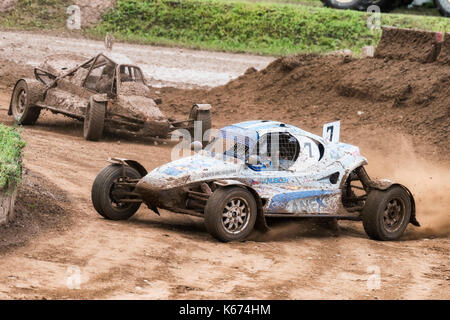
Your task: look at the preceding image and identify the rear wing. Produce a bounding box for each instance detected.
[322,121,340,144]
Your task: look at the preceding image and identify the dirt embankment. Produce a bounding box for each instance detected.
[0,170,72,253]
[157,46,450,162]
[375,27,442,63]
[438,33,450,65]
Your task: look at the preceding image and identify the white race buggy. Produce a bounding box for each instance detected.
[91,120,419,242]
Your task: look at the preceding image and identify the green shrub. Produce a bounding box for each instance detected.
[90,0,450,55]
[0,125,25,191]
[1,0,449,55]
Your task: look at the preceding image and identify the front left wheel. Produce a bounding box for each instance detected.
[10,79,42,125]
[204,187,257,242]
[91,164,142,220]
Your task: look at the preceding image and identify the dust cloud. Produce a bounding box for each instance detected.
[363,134,450,239]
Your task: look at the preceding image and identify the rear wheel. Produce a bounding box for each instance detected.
[10,80,42,125]
[83,99,105,141]
[91,164,142,220]
[204,187,257,242]
[362,186,412,241]
[435,0,450,17]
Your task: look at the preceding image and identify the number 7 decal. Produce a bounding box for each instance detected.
[322,121,340,143]
[326,126,334,142]
[304,142,313,158]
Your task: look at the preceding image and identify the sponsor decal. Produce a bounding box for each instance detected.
[200,168,240,178]
[261,177,289,184]
[267,190,338,213]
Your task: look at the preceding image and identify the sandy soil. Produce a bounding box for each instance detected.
[0,31,448,299]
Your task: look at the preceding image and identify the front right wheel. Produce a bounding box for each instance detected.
[362,186,412,241]
[204,187,257,242]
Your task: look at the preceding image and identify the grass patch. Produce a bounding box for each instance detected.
[0,125,25,191]
[0,0,449,55]
[89,0,450,55]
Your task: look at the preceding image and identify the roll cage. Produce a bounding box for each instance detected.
[34,53,146,97]
[205,128,301,171]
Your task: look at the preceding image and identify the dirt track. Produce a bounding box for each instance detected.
[0,31,273,89]
[0,31,449,299]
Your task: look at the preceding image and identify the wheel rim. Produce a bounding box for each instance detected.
[222,197,250,235]
[15,89,27,115]
[109,177,136,212]
[382,197,406,233]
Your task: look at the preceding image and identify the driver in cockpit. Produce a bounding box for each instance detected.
[96,62,115,93]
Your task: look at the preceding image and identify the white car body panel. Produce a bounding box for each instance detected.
[141,120,368,216]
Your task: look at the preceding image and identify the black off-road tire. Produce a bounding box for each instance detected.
[435,0,450,17]
[321,0,410,11]
[362,186,412,241]
[374,0,413,11]
[83,99,105,141]
[204,187,257,242]
[91,164,142,220]
[321,0,373,10]
[10,79,42,125]
[189,105,212,147]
